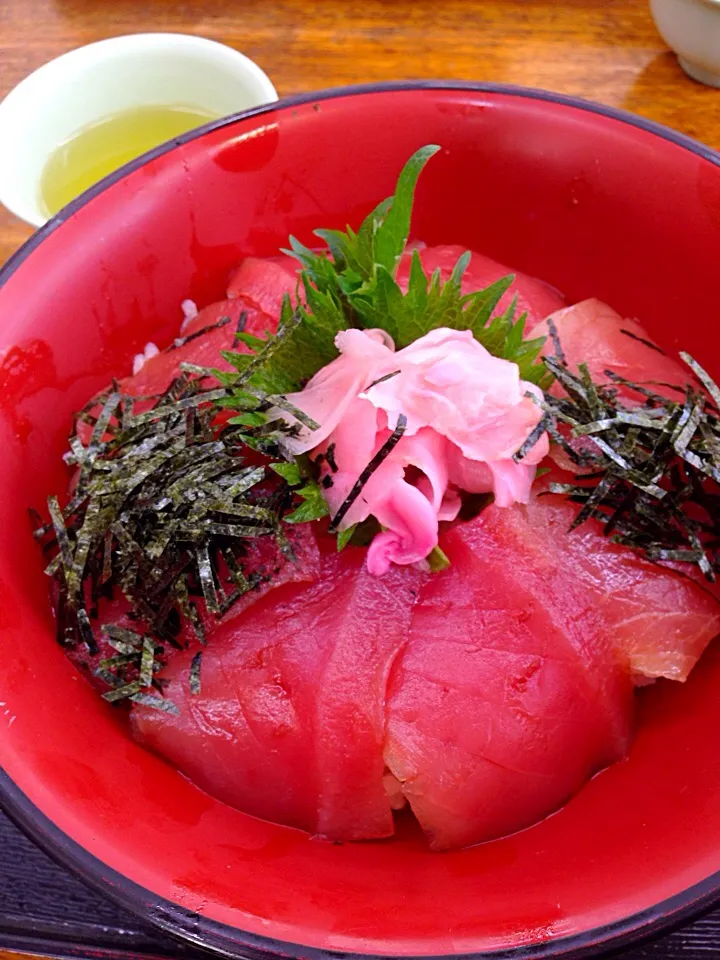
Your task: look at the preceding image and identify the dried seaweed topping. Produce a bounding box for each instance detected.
[36,368,324,706]
[529,353,720,582]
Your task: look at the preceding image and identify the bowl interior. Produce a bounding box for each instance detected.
[2,86,720,958]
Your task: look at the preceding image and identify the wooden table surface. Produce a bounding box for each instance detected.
[1,1,719,959]
[1,0,720,268]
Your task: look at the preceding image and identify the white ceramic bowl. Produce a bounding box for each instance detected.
[0,33,277,228]
[650,0,720,87]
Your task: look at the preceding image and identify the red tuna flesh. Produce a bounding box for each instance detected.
[107,258,719,849]
[131,486,720,848]
[226,255,300,319]
[385,507,634,850]
[533,299,689,400]
[525,488,720,683]
[132,546,422,840]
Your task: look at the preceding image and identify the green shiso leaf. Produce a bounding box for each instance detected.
[228,411,268,428]
[336,524,357,551]
[372,144,441,273]
[221,144,550,401]
[222,291,345,396]
[427,545,451,572]
[269,461,303,485]
[284,482,330,523]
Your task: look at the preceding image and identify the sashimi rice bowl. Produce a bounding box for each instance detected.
[2,84,720,960]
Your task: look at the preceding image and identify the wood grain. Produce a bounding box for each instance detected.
[0,2,719,959]
[1,0,720,267]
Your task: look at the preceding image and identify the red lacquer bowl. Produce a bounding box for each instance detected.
[1,83,720,960]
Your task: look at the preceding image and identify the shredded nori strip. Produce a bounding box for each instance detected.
[169,315,231,351]
[620,328,667,355]
[131,388,228,425]
[545,317,567,367]
[366,370,402,390]
[235,307,303,387]
[76,608,98,655]
[139,635,156,688]
[538,350,720,583]
[47,496,76,594]
[189,651,202,695]
[130,692,179,715]
[264,394,320,431]
[514,414,551,462]
[196,541,220,615]
[680,352,720,413]
[325,442,339,473]
[103,680,143,703]
[329,414,408,532]
[38,354,322,703]
[222,547,252,595]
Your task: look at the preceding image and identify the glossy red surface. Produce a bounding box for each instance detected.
[1,85,720,959]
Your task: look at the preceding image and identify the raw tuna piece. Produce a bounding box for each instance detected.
[529,300,720,676]
[69,523,322,692]
[119,297,265,401]
[227,255,300,318]
[76,296,275,445]
[132,546,422,840]
[395,244,565,330]
[531,299,694,473]
[71,260,319,686]
[385,507,634,851]
[533,299,689,400]
[522,487,720,682]
[105,253,294,406]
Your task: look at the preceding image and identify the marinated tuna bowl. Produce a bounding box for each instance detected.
[35,146,720,851]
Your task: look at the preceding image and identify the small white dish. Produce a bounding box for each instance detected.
[650,0,720,87]
[0,33,277,228]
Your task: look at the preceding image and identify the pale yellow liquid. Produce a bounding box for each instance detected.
[38,104,219,217]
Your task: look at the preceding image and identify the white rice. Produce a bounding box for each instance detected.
[180,298,199,333]
[130,299,199,376]
[132,341,159,375]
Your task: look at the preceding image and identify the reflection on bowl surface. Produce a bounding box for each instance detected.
[1,82,720,960]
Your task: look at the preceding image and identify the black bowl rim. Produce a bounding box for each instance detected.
[1,79,720,960]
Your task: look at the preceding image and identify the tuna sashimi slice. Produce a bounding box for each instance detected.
[69,522,322,693]
[119,297,272,400]
[525,485,720,683]
[132,578,320,833]
[529,299,720,676]
[395,244,566,330]
[77,295,277,443]
[227,255,300,319]
[71,284,317,683]
[533,299,689,400]
[132,545,422,840]
[531,299,694,473]
[385,510,634,851]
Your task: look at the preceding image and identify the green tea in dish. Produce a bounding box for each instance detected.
[38,103,218,217]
